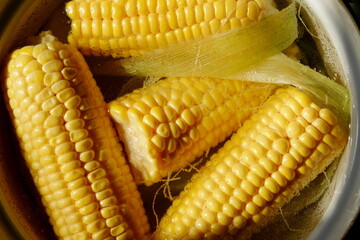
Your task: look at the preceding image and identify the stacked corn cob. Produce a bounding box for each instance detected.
[65,0,278,57]
[154,87,347,239]
[108,77,276,185]
[2,32,150,240]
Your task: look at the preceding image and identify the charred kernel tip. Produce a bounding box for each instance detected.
[62,67,78,80]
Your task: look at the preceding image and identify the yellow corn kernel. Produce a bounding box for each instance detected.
[65,0,278,57]
[109,77,275,185]
[2,32,150,240]
[154,87,347,239]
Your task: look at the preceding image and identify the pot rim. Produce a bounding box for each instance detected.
[302,0,360,239]
[0,0,359,239]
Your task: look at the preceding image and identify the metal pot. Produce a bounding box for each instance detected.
[0,0,359,239]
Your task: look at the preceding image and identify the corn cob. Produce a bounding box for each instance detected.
[65,0,278,57]
[2,31,150,240]
[154,87,347,240]
[108,77,276,185]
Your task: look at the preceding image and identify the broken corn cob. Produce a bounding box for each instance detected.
[2,32,150,240]
[65,0,278,57]
[108,77,276,185]
[154,87,347,240]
